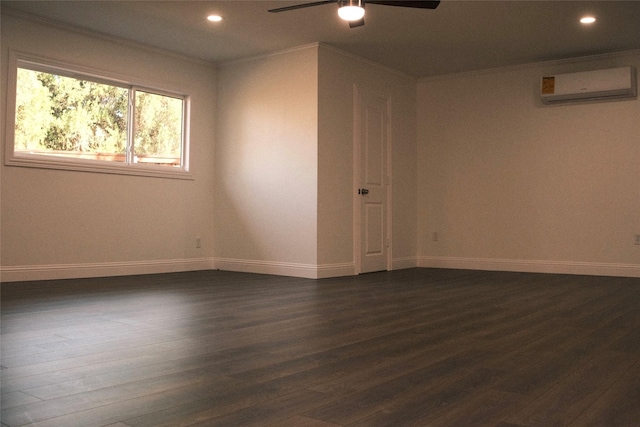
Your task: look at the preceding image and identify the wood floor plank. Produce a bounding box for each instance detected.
[502,350,636,426]
[0,391,43,410]
[121,379,299,427]
[1,369,239,425]
[6,377,245,427]
[303,355,479,425]
[268,415,341,427]
[568,359,640,426]
[1,269,639,427]
[188,389,337,427]
[424,390,523,427]
[347,367,507,426]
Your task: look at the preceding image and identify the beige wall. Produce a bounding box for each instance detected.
[1,14,217,280]
[214,44,417,278]
[214,46,319,276]
[317,45,417,270]
[417,52,640,276]
[3,13,637,281]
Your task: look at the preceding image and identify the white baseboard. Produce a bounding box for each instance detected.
[213,258,355,279]
[316,262,356,279]
[418,256,640,278]
[1,258,216,282]
[4,256,636,282]
[392,256,418,270]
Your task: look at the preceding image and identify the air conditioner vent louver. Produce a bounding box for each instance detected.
[541,66,637,104]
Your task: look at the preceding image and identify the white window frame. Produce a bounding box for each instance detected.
[5,50,192,180]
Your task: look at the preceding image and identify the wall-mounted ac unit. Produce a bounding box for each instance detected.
[540,66,637,104]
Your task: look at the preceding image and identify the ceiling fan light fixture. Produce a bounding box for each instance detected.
[338,0,365,21]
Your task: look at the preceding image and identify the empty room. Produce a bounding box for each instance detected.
[1,1,639,426]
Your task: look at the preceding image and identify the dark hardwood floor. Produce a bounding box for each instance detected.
[1,268,639,426]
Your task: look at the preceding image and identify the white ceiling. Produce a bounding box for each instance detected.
[3,1,640,78]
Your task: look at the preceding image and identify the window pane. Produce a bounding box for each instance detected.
[15,68,128,162]
[134,91,183,167]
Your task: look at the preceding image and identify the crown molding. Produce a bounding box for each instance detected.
[1,7,215,68]
[419,49,640,83]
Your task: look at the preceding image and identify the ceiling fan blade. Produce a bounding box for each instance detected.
[349,17,365,28]
[366,0,440,9]
[268,0,336,13]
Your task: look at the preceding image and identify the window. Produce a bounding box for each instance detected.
[6,51,191,179]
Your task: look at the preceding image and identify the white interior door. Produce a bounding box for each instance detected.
[356,88,390,274]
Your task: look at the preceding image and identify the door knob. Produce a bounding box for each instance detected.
[359,188,369,195]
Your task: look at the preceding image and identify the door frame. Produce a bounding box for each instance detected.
[352,84,393,274]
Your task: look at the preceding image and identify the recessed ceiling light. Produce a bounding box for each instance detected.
[580,16,596,24]
[207,15,223,23]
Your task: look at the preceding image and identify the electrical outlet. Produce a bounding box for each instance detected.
[635,234,640,246]
[196,237,202,249]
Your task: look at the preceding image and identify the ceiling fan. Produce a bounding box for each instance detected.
[268,0,440,28]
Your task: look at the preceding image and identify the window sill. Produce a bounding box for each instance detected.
[6,155,194,180]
